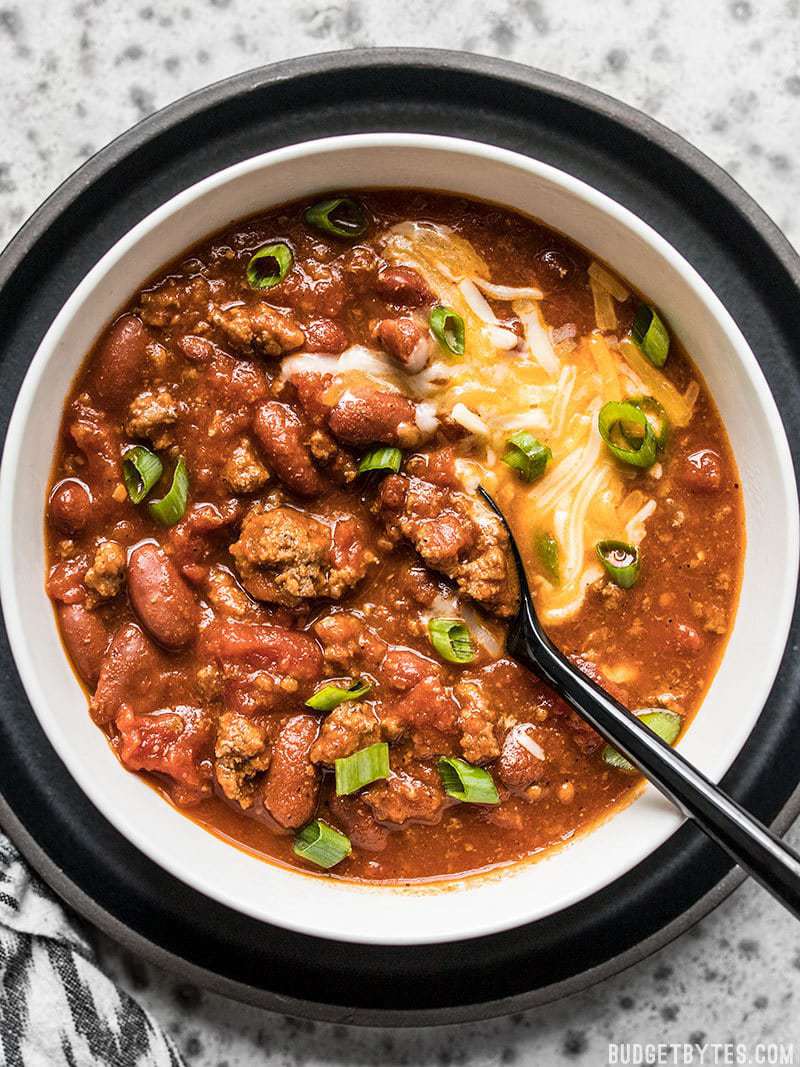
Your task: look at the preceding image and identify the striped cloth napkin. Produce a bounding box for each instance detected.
[0,833,184,1066]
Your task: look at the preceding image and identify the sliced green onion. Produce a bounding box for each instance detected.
[246,242,293,290]
[631,304,670,367]
[293,819,352,869]
[438,756,500,805]
[306,678,371,712]
[147,456,189,526]
[335,742,390,796]
[627,395,669,451]
[501,431,552,482]
[596,540,640,589]
[598,401,658,469]
[428,618,476,664]
[534,531,560,585]
[304,197,368,238]
[602,709,682,772]
[122,445,163,504]
[358,447,402,475]
[429,306,465,357]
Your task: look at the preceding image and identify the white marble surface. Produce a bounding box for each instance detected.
[2,0,800,1062]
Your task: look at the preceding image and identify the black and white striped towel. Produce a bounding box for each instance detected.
[0,833,184,1067]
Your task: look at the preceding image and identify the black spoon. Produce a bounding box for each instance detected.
[478,486,800,919]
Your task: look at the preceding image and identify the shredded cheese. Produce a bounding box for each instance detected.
[472,277,544,301]
[372,223,675,624]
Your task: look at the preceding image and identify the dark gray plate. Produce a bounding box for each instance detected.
[1,49,799,1026]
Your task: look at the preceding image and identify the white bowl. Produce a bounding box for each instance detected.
[1,134,797,945]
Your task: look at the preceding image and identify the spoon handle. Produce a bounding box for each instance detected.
[476,485,800,918]
[516,626,800,920]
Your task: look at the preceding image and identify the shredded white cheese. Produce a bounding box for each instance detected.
[450,403,490,437]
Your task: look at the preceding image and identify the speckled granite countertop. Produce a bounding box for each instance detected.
[2,0,799,1062]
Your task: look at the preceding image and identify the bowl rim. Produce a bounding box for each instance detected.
[1,130,798,946]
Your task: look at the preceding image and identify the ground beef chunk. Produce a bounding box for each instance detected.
[125,388,178,449]
[84,540,126,602]
[306,427,359,485]
[222,437,270,494]
[454,680,500,763]
[196,663,223,701]
[310,702,381,765]
[229,505,375,607]
[214,711,272,809]
[312,612,386,670]
[139,276,212,329]
[210,302,304,358]
[363,770,446,827]
[376,475,519,617]
[497,724,547,791]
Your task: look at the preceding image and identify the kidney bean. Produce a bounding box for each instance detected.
[570,654,630,708]
[57,603,110,688]
[327,794,388,852]
[289,373,334,427]
[497,726,547,791]
[680,448,723,493]
[46,556,90,604]
[303,318,349,354]
[327,388,421,447]
[48,478,92,535]
[203,620,323,682]
[261,714,320,829]
[176,335,217,363]
[91,622,166,723]
[90,314,150,404]
[374,266,434,307]
[533,249,575,291]
[127,543,199,649]
[375,472,409,512]
[414,511,475,564]
[374,317,430,369]
[253,401,327,497]
[670,619,703,653]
